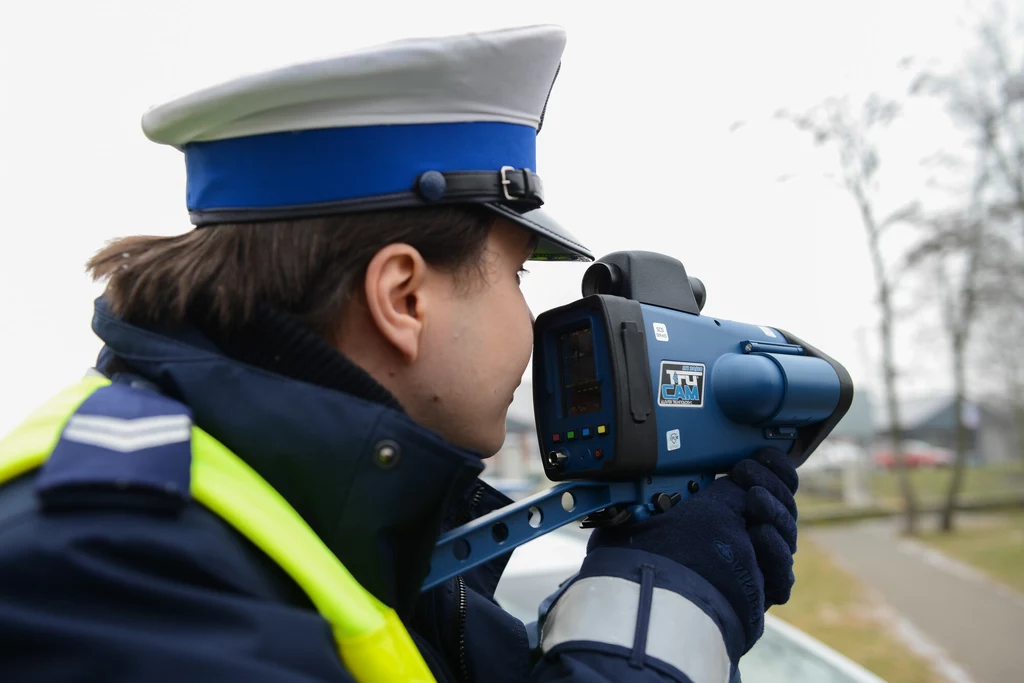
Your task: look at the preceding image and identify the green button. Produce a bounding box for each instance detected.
[567,430,576,440]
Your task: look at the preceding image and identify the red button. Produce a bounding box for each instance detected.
[594,449,603,459]
[552,433,562,443]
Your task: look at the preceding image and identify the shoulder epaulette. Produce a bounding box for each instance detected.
[35,382,193,512]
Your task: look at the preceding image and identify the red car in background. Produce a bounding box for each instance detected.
[873,439,956,468]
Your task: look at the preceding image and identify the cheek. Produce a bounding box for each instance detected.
[502,292,534,367]
[439,285,532,389]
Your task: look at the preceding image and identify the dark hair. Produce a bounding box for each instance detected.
[87,205,495,339]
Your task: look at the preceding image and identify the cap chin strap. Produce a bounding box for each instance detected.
[190,168,543,227]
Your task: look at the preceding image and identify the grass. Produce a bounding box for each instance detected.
[868,462,1024,504]
[794,491,852,512]
[771,538,941,683]
[919,510,1024,594]
[795,462,1024,518]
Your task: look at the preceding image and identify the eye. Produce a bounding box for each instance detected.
[516,267,530,285]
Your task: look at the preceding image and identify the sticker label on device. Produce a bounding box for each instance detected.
[659,361,705,408]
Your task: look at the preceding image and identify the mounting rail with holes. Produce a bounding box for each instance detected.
[421,474,705,591]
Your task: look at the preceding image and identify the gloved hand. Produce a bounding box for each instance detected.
[587,447,799,654]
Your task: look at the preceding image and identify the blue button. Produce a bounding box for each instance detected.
[416,170,447,201]
[581,427,592,438]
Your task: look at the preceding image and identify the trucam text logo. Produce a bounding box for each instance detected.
[658,361,705,408]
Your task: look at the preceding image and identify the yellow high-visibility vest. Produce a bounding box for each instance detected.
[0,375,436,683]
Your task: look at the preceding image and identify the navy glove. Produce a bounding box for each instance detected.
[587,447,799,654]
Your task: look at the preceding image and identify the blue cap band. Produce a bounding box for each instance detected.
[184,121,537,212]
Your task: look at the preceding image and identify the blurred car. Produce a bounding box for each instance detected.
[799,440,868,474]
[872,439,955,469]
[494,529,887,683]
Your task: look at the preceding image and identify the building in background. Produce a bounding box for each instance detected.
[870,395,1016,466]
[806,386,1017,468]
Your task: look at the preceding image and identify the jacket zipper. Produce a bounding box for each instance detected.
[454,484,484,683]
[459,484,486,526]
[456,574,471,683]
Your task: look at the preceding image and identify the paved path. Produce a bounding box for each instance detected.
[809,518,1024,683]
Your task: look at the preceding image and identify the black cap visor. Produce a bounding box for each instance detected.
[482,203,593,262]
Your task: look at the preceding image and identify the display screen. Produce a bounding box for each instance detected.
[558,324,602,417]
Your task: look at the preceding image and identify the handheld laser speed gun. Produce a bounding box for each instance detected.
[422,251,853,591]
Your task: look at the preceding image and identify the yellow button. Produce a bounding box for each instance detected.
[597,425,607,435]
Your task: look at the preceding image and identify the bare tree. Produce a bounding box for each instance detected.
[910,1,1023,229]
[777,95,921,535]
[907,0,1024,530]
[902,166,991,532]
[969,204,1024,465]
[976,281,1024,465]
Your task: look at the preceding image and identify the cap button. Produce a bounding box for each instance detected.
[374,440,402,469]
[417,170,447,201]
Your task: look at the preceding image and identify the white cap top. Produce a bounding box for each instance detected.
[142,25,567,146]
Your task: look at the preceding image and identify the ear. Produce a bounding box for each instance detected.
[362,243,430,362]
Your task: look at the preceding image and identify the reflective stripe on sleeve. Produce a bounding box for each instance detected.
[540,575,731,683]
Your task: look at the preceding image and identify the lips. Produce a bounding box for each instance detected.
[510,379,523,406]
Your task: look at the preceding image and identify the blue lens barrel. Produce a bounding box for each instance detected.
[712,353,841,427]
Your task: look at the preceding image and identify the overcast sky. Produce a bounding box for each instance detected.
[0,0,988,435]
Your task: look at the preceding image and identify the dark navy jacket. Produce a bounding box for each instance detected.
[0,300,739,682]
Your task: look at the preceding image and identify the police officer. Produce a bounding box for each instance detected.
[0,25,799,683]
